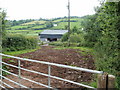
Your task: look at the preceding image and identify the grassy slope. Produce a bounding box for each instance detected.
[11,25,29,30]
[51,18,83,29]
[50,22,81,30]
[21,21,46,25]
[31,25,45,29]
[7,30,43,37]
[53,18,81,22]
[3,48,39,56]
[8,17,83,36]
[3,47,40,59]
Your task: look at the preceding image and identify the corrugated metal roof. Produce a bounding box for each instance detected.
[40,30,68,35]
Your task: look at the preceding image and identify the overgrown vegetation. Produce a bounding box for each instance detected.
[60,2,119,88]
[0,8,9,76]
[94,2,119,88]
[3,47,40,60]
[2,34,38,52]
[0,9,7,38]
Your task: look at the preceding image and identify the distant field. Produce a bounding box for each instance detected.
[7,30,43,37]
[10,25,45,30]
[8,17,83,37]
[51,22,81,30]
[53,18,83,23]
[11,25,29,30]
[51,18,83,30]
[31,25,45,30]
[9,17,84,30]
[21,21,46,25]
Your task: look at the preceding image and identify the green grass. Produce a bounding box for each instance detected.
[54,46,94,55]
[7,30,31,33]
[7,30,43,37]
[21,21,46,25]
[3,46,40,58]
[80,81,97,88]
[10,24,45,30]
[52,18,82,23]
[51,22,81,30]
[10,21,46,30]
[11,25,29,30]
[54,46,93,51]
[31,25,45,29]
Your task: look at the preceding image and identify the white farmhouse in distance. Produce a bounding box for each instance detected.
[53,24,58,27]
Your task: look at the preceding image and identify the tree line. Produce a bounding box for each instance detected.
[0,9,38,52]
[61,1,119,88]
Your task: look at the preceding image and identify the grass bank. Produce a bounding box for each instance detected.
[3,46,40,59]
[54,46,94,55]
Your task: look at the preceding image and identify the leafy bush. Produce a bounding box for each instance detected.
[2,34,38,51]
[49,41,63,46]
[69,33,85,45]
[49,41,82,47]
[61,33,69,42]
[93,2,120,88]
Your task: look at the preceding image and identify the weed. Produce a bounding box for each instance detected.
[9,60,16,63]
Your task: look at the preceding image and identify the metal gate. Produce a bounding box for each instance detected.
[0,53,108,89]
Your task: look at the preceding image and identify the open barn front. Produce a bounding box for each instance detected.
[47,38,57,42]
[39,30,68,42]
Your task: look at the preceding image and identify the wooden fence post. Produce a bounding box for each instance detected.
[97,73,115,90]
[97,73,108,89]
[108,75,115,89]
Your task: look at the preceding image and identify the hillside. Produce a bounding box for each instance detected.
[21,20,46,25]
[7,17,84,37]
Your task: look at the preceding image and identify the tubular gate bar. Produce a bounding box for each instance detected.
[0,53,103,89]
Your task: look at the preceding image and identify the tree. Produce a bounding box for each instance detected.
[0,9,6,37]
[45,21,53,28]
[64,25,68,30]
[80,15,101,47]
[0,8,7,52]
[79,2,119,88]
[72,26,78,33]
[93,2,120,88]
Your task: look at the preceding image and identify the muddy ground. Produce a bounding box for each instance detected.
[3,46,96,88]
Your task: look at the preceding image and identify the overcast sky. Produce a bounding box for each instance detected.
[0,0,100,20]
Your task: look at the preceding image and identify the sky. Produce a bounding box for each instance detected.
[0,0,100,20]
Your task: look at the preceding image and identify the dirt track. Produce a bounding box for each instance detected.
[3,46,95,88]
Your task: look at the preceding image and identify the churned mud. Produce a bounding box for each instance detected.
[3,46,96,88]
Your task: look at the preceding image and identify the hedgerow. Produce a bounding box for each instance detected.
[2,34,38,51]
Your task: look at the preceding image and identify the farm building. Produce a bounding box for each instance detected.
[39,30,68,42]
